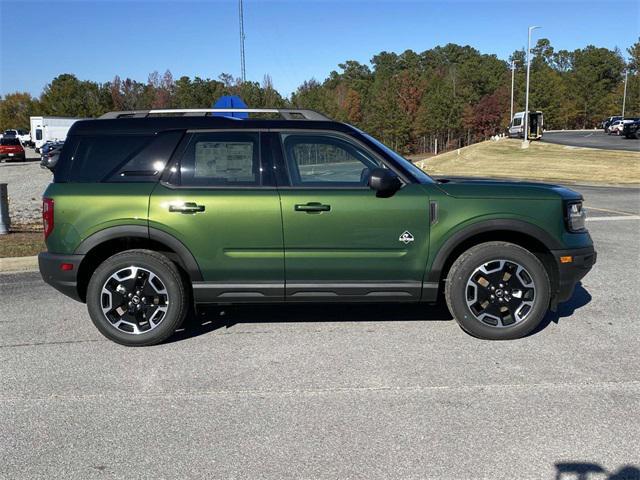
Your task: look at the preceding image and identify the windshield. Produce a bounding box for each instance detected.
[360,132,434,184]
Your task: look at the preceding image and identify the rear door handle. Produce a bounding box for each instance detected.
[168,202,205,214]
[294,202,331,213]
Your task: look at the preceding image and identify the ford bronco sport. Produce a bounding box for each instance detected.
[38,108,596,346]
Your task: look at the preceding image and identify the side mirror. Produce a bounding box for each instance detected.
[368,168,402,198]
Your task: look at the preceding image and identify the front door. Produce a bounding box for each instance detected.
[274,131,431,301]
[149,131,284,302]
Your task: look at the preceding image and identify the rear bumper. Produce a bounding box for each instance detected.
[38,252,85,302]
[551,245,597,303]
[0,153,26,161]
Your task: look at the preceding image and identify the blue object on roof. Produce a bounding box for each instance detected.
[213,95,248,118]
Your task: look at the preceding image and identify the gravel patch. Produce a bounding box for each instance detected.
[0,148,51,225]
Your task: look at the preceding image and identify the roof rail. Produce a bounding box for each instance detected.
[99,108,330,121]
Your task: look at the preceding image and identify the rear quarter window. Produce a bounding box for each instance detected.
[54,135,153,183]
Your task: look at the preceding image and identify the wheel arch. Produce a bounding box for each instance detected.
[74,226,202,302]
[428,220,561,296]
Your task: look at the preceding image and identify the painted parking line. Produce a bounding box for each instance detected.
[585,206,638,216]
[586,215,640,222]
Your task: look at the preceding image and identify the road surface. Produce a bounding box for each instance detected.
[542,130,639,152]
[1,185,639,479]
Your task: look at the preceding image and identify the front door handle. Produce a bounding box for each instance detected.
[294,202,331,213]
[169,202,205,214]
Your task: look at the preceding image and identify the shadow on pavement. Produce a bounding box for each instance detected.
[167,283,592,344]
[555,462,639,480]
[168,301,453,343]
[531,283,592,336]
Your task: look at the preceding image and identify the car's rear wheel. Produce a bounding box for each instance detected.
[445,242,551,340]
[87,249,188,346]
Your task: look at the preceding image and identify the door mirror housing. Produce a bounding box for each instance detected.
[368,168,402,198]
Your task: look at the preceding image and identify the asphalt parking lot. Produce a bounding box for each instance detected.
[0,185,639,479]
[542,130,639,151]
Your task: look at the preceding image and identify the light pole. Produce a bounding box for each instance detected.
[622,69,628,118]
[510,60,517,122]
[522,25,540,148]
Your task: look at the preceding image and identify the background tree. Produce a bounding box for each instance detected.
[0,40,635,153]
[0,93,39,131]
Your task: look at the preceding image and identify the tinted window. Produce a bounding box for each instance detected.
[36,129,42,140]
[176,132,260,187]
[107,131,184,182]
[54,135,152,182]
[281,133,381,186]
[1,138,20,146]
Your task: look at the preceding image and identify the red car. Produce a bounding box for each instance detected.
[0,137,26,161]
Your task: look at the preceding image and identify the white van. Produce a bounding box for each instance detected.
[508,111,544,140]
[30,116,84,151]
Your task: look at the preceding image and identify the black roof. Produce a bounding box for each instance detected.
[69,116,356,136]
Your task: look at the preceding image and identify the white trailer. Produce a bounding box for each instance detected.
[30,116,84,150]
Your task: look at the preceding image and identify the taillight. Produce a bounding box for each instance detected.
[43,198,54,239]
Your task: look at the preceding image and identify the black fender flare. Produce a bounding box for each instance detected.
[74,225,203,281]
[426,219,562,283]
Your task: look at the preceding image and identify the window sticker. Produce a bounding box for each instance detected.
[194,141,254,181]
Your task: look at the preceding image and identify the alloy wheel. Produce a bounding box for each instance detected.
[100,266,170,335]
[465,259,536,328]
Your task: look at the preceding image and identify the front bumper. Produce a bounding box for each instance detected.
[550,245,597,303]
[38,252,85,302]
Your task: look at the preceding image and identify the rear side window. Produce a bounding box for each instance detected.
[55,135,152,182]
[55,132,184,183]
[174,132,261,187]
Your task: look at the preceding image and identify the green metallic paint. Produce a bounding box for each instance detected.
[43,183,155,254]
[148,184,284,283]
[43,164,594,297]
[278,183,431,283]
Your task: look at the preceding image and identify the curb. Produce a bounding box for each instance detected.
[0,255,38,273]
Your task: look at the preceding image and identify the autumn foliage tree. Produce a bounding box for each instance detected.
[1,39,636,153]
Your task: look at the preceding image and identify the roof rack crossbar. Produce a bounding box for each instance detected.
[99,108,330,121]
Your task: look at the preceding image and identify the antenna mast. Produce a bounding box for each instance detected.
[239,0,246,83]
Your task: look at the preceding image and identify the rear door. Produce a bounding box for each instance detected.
[271,131,431,301]
[149,130,284,302]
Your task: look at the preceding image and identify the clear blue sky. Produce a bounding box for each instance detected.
[1,0,637,98]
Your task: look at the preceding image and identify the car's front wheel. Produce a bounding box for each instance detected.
[445,242,551,340]
[86,249,188,346]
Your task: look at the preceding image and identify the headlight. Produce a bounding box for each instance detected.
[566,201,586,232]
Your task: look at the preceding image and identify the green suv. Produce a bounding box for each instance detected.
[38,108,596,346]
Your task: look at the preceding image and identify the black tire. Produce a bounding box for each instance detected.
[86,249,188,346]
[445,242,551,340]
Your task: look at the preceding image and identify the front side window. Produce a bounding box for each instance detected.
[281,133,381,187]
[36,129,43,140]
[177,132,260,187]
[513,117,522,127]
